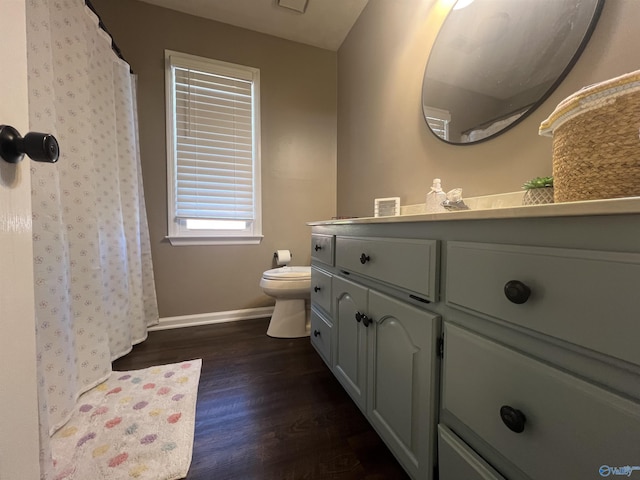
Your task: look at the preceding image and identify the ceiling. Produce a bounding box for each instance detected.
[136,0,369,51]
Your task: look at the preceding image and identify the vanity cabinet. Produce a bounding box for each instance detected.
[334,236,438,302]
[332,276,441,480]
[311,208,640,480]
[442,322,640,480]
[322,235,442,480]
[310,308,332,367]
[446,241,640,367]
[310,234,335,367]
[310,266,332,315]
[366,289,440,480]
[333,275,368,410]
[442,240,640,480]
[311,233,334,267]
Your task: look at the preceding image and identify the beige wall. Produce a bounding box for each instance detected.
[91,0,337,317]
[337,0,640,217]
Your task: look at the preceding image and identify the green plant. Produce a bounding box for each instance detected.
[523,176,553,190]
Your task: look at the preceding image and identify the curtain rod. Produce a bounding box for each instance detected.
[84,0,134,74]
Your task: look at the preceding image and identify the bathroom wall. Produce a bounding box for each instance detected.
[91,0,337,317]
[337,0,640,217]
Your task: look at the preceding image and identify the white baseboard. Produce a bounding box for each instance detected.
[149,306,274,331]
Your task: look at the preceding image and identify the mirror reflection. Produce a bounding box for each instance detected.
[422,0,603,144]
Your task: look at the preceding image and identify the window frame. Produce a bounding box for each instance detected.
[164,50,262,246]
[424,106,451,141]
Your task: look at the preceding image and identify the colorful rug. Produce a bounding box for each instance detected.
[51,359,202,480]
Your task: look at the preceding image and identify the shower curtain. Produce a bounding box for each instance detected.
[26,0,159,476]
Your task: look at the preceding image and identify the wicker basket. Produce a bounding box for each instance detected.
[539,70,640,203]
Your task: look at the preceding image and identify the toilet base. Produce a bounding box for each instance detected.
[266,299,310,338]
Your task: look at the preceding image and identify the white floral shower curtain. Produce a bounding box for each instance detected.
[26,0,159,475]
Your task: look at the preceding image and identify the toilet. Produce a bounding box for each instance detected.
[260,266,311,338]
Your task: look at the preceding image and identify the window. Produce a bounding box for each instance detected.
[424,106,451,141]
[165,50,262,245]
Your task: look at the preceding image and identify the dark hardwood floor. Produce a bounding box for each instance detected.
[113,318,409,480]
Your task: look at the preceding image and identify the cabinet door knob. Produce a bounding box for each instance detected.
[314,286,321,293]
[504,280,531,304]
[360,253,370,264]
[313,330,321,337]
[500,405,526,433]
[314,244,322,251]
[355,312,372,326]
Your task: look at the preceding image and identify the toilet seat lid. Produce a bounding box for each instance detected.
[262,266,311,280]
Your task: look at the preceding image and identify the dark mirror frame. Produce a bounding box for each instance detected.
[422,0,605,146]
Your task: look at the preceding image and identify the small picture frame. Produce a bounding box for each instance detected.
[374,197,401,217]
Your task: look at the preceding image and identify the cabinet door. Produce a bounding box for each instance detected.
[333,276,368,412]
[367,290,441,480]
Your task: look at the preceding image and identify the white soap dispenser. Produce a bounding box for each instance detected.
[426,178,447,213]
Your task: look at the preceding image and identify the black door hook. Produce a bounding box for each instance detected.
[0,125,59,164]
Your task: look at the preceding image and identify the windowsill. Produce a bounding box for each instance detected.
[166,235,264,246]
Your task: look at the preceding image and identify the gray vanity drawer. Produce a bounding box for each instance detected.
[438,424,505,480]
[311,267,332,314]
[442,322,640,480]
[310,307,332,366]
[446,241,640,366]
[335,236,438,301]
[311,234,334,266]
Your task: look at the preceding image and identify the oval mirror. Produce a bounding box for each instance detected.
[422,0,604,144]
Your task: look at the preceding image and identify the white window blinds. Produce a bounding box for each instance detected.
[166,51,261,245]
[424,106,451,141]
[173,66,255,221]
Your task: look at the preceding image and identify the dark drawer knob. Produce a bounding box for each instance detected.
[500,405,526,433]
[314,286,321,293]
[504,280,531,304]
[313,330,321,337]
[360,253,370,264]
[314,244,322,251]
[355,312,363,322]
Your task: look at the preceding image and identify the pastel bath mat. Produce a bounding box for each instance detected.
[51,359,202,480]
